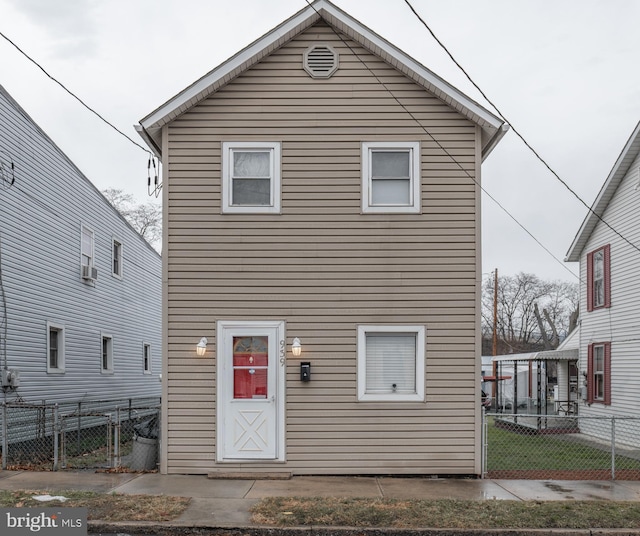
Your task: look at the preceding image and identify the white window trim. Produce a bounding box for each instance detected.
[357,325,426,402]
[221,141,281,214]
[593,344,605,401]
[101,333,114,374]
[143,342,152,374]
[361,141,421,214]
[46,321,65,374]
[112,237,123,279]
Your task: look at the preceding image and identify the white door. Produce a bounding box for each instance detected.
[217,320,285,461]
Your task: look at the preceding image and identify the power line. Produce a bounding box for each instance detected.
[403,0,640,257]
[7,182,161,277]
[305,0,578,281]
[0,28,151,156]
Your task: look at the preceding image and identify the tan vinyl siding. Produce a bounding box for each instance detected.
[164,22,480,474]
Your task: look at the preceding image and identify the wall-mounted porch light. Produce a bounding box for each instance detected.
[292,337,302,357]
[196,337,208,357]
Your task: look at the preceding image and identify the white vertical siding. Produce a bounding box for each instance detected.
[0,86,162,404]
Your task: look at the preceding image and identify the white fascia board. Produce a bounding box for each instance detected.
[319,2,504,132]
[565,121,640,262]
[481,123,510,161]
[139,4,321,131]
[134,124,161,159]
[139,0,503,137]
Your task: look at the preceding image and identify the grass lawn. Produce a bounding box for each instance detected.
[252,497,640,529]
[3,489,640,529]
[0,490,189,522]
[486,417,640,473]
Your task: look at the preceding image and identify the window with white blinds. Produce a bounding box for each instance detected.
[357,325,425,401]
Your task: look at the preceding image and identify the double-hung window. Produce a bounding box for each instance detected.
[357,325,425,401]
[587,244,610,311]
[143,343,152,374]
[112,238,123,278]
[587,342,611,405]
[222,142,281,214]
[81,225,94,267]
[101,334,113,374]
[362,142,421,213]
[47,322,65,374]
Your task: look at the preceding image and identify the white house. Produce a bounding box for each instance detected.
[565,120,640,439]
[0,84,162,405]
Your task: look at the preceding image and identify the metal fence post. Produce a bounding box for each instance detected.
[1,402,7,470]
[52,404,59,471]
[113,407,120,468]
[60,415,67,470]
[77,401,81,456]
[107,414,113,468]
[611,416,616,480]
[481,408,487,479]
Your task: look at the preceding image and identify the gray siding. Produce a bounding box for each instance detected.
[0,86,162,403]
[164,23,481,474]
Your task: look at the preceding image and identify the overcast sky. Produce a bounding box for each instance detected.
[1,0,638,283]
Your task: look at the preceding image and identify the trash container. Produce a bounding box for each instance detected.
[130,416,158,471]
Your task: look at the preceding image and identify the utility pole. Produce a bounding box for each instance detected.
[492,269,498,400]
[492,268,498,357]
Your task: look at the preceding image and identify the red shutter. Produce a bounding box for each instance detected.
[604,342,612,405]
[603,244,611,309]
[587,344,594,404]
[586,251,594,312]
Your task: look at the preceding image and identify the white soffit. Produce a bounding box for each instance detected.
[565,120,640,262]
[137,0,506,157]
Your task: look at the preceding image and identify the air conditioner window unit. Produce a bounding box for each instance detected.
[82,264,98,280]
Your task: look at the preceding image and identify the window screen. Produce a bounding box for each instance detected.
[231,151,272,206]
[371,151,411,205]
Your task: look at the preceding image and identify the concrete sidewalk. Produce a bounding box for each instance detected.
[2,470,640,532]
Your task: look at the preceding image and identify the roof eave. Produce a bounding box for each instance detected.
[137,0,505,157]
[137,2,322,142]
[565,120,640,262]
[481,123,510,161]
[134,124,162,159]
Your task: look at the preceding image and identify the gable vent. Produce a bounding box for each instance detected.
[303,44,339,79]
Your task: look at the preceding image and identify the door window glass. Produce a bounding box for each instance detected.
[232,336,268,399]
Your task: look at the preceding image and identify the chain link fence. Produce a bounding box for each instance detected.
[1,397,160,471]
[483,412,640,480]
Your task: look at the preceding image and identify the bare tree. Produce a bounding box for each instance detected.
[481,272,578,355]
[102,188,162,252]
